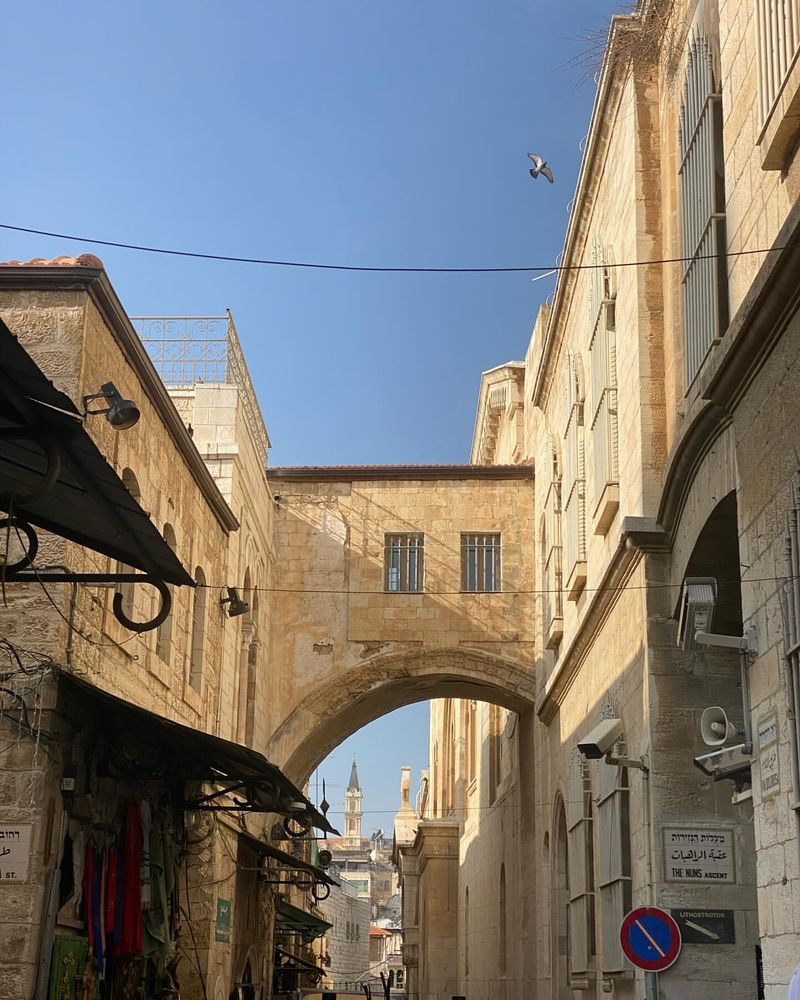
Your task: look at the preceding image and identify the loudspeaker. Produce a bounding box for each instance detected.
[700,706,738,747]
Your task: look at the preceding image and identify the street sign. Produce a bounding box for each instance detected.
[670,909,736,945]
[620,906,682,971]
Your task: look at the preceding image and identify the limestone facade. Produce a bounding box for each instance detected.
[0,262,302,1000]
[422,0,800,998]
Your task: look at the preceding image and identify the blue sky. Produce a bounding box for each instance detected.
[2,1,625,824]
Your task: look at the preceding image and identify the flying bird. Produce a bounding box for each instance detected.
[527,152,554,183]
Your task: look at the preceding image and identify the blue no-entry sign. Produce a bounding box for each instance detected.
[620,906,682,971]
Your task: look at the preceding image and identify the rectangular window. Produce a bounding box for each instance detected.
[597,763,631,975]
[756,0,800,125]
[679,34,728,388]
[384,533,424,592]
[461,533,501,592]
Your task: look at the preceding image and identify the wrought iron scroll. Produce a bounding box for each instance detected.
[1,515,172,633]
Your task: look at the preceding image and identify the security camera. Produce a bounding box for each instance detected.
[677,577,717,651]
[577,718,624,759]
[693,743,751,782]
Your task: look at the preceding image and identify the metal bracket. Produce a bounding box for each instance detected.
[1,516,172,633]
[605,753,649,773]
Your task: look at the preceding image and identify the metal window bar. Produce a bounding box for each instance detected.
[544,479,563,631]
[461,533,501,592]
[679,36,729,388]
[590,298,618,505]
[757,0,800,123]
[567,757,594,976]
[384,534,424,592]
[596,765,631,974]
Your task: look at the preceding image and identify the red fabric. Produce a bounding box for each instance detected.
[105,848,119,946]
[118,803,143,954]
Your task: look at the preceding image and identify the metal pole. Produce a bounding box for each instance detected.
[644,971,659,1000]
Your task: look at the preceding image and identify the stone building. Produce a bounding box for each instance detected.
[416,0,800,998]
[315,872,371,992]
[0,259,333,1000]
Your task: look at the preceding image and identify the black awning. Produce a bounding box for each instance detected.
[274,946,325,976]
[0,318,193,586]
[57,670,336,833]
[275,900,332,939]
[239,830,339,887]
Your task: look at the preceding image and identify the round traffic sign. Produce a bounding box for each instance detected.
[620,906,682,971]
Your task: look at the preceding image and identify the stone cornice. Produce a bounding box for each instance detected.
[0,263,239,533]
[531,13,642,411]
[537,516,666,724]
[268,464,534,483]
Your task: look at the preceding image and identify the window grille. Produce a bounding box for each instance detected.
[542,441,564,646]
[384,533,424,592]
[756,0,800,123]
[596,760,631,974]
[679,33,728,388]
[566,754,595,979]
[589,246,618,513]
[461,533,501,592]
[563,355,586,596]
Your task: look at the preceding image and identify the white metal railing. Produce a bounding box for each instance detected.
[757,0,800,123]
[133,312,269,463]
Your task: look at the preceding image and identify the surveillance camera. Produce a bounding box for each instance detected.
[577,718,624,759]
[677,577,717,651]
[693,743,751,781]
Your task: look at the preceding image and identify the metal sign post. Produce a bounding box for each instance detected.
[620,906,682,998]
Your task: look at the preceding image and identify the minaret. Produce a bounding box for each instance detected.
[344,757,363,846]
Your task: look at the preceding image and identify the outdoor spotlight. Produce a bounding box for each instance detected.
[83,382,140,431]
[220,586,249,618]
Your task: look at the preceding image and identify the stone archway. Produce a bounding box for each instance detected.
[266,645,536,784]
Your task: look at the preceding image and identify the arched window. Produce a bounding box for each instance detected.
[679,28,728,387]
[553,798,570,1000]
[188,567,206,691]
[116,470,141,619]
[236,569,252,743]
[499,862,507,976]
[563,353,586,599]
[466,700,477,785]
[542,436,563,648]
[155,523,176,663]
[244,592,258,747]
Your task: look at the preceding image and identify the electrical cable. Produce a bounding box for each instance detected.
[0,222,793,275]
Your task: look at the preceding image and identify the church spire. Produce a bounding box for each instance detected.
[344,757,363,845]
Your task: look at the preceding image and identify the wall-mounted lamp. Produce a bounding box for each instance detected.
[83,382,140,431]
[220,586,249,618]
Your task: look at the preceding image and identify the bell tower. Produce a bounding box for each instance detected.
[344,757,363,846]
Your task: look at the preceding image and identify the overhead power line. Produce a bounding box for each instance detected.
[0,222,791,275]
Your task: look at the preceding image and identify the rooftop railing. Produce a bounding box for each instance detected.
[132,311,269,463]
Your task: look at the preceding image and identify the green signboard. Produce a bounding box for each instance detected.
[215,898,232,942]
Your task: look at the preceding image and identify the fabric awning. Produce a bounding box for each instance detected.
[275,900,332,939]
[0,318,193,586]
[57,670,337,833]
[274,946,325,976]
[239,831,339,886]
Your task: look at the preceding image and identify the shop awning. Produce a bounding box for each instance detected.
[239,831,339,887]
[0,318,194,586]
[58,671,337,834]
[274,946,325,978]
[275,900,332,939]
